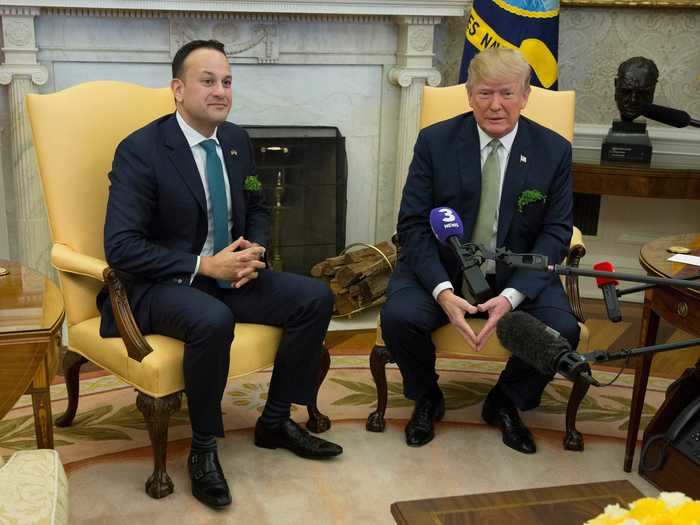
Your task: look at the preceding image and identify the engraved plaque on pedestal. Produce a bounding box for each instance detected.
[601,119,652,165]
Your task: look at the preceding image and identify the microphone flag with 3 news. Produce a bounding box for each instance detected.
[429,207,492,304]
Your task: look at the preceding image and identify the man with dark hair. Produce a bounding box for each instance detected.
[99,39,342,509]
[614,56,659,122]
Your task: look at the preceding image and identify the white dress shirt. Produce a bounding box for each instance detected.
[431,122,526,310]
[175,112,233,280]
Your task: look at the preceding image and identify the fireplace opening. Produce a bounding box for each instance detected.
[244,126,347,276]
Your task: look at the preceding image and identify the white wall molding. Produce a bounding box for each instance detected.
[6,1,468,16]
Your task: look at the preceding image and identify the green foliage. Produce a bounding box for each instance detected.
[244,175,262,192]
[517,189,546,212]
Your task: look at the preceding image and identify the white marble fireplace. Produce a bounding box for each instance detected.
[0,0,467,276]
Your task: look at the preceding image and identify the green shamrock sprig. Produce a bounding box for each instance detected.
[517,189,546,213]
[244,175,262,192]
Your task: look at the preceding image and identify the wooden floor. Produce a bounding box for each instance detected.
[326,298,700,380]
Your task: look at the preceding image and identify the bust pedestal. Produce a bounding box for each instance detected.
[601,119,652,165]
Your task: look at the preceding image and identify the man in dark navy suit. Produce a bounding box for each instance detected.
[381,48,579,453]
[99,40,342,509]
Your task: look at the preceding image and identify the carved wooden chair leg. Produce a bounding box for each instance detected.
[563,368,591,451]
[55,350,88,427]
[366,345,392,432]
[306,344,331,433]
[136,391,181,499]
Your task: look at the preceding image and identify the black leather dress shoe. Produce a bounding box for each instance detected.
[188,449,232,509]
[254,418,343,459]
[482,399,536,454]
[405,392,445,447]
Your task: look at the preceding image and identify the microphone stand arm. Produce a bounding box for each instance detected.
[487,246,700,292]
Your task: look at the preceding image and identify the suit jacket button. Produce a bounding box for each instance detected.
[176,278,183,284]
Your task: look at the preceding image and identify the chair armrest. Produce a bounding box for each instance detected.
[565,226,587,323]
[51,243,108,282]
[50,244,154,362]
[103,268,154,363]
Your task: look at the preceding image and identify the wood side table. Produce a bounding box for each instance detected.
[0,260,65,448]
[391,480,644,525]
[624,233,700,472]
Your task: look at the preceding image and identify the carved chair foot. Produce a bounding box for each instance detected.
[366,411,386,433]
[145,471,174,499]
[563,430,584,451]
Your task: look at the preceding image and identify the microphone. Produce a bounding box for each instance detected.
[594,261,622,323]
[496,311,598,386]
[641,103,700,129]
[429,207,492,304]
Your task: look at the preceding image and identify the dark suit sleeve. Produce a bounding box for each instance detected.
[506,141,573,299]
[396,129,451,294]
[104,137,198,280]
[243,134,270,250]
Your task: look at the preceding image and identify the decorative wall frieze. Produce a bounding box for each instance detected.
[388,67,441,88]
[0,6,40,16]
[42,8,392,23]
[171,18,280,64]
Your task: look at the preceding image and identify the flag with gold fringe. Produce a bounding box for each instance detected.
[458,0,560,89]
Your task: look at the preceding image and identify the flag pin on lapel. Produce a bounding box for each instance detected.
[520,154,527,164]
[230,149,238,157]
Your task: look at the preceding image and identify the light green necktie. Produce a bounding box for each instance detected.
[472,139,501,249]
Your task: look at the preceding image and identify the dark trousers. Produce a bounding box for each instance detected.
[134,269,334,436]
[380,282,580,411]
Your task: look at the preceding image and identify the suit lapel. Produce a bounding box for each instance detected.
[218,129,246,239]
[457,115,482,240]
[163,114,207,214]
[497,119,531,246]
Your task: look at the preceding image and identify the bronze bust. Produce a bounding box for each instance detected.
[614,57,659,122]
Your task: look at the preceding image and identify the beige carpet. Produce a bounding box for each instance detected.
[64,422,657,525]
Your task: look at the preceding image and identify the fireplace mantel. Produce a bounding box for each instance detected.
[2,1,467,17]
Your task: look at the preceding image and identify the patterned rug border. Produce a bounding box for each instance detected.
[1,355,670,464]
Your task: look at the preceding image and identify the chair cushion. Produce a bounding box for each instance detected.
[376,317,589,358]
[69,317,282,398]
[0,449,69,525]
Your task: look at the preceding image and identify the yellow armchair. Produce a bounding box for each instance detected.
[366,84,592,451]
[26,81,331,499]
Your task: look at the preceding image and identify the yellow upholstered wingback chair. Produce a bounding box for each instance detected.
[366,84,592,451]
[26,81,331,499]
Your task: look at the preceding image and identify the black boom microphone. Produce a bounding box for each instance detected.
[641,103,700,128]
[496,311,598,386]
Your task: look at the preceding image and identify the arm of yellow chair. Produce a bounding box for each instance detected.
[51,243,108,282]
[51,243,154,362]
[566,226,587,323]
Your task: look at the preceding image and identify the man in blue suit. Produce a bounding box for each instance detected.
[99,40,342,509]
[381,48,579,453]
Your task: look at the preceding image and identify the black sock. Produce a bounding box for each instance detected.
[191,430,217,454]
[487,384,515,409]
[421,382,442,402]
[260,398,291,428]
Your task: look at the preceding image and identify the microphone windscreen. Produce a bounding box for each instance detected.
[430,207,464,243]
[496,311,571,376]
[641,103,691,128]
[593,261,619,287]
